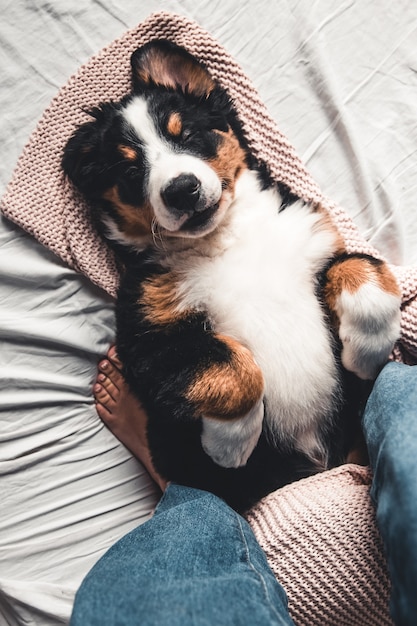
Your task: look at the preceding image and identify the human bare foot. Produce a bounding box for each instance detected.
[94,346,167,491]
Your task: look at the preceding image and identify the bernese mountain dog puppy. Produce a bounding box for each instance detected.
[62,40,401,512]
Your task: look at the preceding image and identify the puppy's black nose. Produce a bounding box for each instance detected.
[161,174,202,214]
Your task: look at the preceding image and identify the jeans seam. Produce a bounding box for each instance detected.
[235,513,290,626]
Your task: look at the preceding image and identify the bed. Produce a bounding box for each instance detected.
[1,2,417,625]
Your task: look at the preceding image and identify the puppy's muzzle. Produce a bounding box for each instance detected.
[161,174,203,216]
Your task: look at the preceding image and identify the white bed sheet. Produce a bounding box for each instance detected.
[1,1,417,624]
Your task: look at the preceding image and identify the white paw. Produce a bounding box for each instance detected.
[337,283,401,380]
[201,399,264,468]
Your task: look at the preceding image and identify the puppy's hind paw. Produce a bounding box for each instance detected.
[201,399,264,468]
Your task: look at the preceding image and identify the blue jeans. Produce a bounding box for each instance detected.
[70,362,417,626]
[362,362,417,626]
[70,484,294,625]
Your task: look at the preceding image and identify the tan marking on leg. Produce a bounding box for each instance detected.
[103,186,154,239]
[186,335,264,421]
[326,258,373,308]
[141,272,187,326]
[375,262,401,296]
[324,257,400,314]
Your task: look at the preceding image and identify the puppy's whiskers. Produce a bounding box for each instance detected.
[151,218,166,250]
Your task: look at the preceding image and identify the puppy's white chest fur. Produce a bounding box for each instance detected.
[171,170,340,452]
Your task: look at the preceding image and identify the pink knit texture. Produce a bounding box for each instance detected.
[246,465,393,626]
[0,12,411,624]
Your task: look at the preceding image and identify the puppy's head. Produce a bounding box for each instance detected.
[62,40,248,250]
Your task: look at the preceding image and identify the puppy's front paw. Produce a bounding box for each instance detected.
[201,399,264,468]
[338,283,401,380]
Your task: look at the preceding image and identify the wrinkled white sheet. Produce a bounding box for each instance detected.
[0,216,160,626]
[1,1,417,624]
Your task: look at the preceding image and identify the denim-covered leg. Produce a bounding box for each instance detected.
[70,484,294,626]
[363,362,417,626]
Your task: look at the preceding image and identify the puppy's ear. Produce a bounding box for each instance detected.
[131,40,216,97]
[62,104,118,197]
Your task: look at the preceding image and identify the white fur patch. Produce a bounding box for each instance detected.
[336,282,401,379]
[168,170,341,458]
[201,398,265,468]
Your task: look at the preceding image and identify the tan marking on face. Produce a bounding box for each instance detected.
[209,129,247,193]
[324,257,400,314]
[103,186,153,239]
[186,335,264,421]
[167,112,182,137]
[141,272,187,326]
[118,145,138,161]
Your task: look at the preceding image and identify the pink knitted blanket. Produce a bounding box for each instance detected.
[247,465,393,626]
[0,11,406,625]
